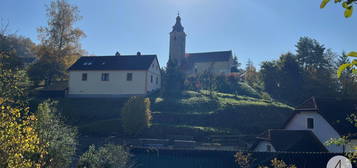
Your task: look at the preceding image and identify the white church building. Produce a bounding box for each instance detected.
[168,15,233,75]
[67,52,161,97]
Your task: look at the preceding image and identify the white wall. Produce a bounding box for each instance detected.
[69,70,147,96]
[254,141,276,152]
[146,58,161,92]
[285,112,343,153]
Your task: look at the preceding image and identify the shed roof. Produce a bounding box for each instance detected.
[253,129,328,152]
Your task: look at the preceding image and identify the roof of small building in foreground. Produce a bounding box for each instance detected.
[185,51,232,63]
[251,129,328,152]
[68,55,157,71]
[283,97,357,136]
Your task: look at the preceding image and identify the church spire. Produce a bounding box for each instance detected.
[172,14,184,32]
[169,14,186,65]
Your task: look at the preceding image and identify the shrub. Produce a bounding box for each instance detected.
[0,105,47,168]
[77,144,131,168]
[36,100,77,168]
[121,97,152,136]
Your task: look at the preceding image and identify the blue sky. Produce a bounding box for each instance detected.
[1,0,356,67]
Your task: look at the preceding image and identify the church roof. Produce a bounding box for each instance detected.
[252,129,328,152]
[172,15,184,32]
[283,97,357,136]
[68,55,157,71]
[186,51,232,63]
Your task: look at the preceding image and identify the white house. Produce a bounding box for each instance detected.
[282,97,357,153]
[252,129,327,153]
[67,53,161,97]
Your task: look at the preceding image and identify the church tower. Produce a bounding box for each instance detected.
[169,14,186,65]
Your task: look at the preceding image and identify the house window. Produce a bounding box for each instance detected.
[150,75,153,83]
[101,73,109,81]
[127,73,133,81]
[307,118,314,129]
[156,77,158,84]
[82,73,87,81]
[266,144,272,152]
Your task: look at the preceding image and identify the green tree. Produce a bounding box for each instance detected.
[336,52,357,97]
[161,59,185,97]
[261,61,280,99]
[261,53,303,104]
[231,55,241,72]
[244,59,259,86]
[296,37,338,99]
[35,100,77,168]
[295,37,328,71]
[28,54,65,86]
[77,144,131,168]
[0,28,36,69]
[0,52,30,107]
[29,0,85,86]
[121,97,152,136]
[277,53,303,104]
[198,68,217,96]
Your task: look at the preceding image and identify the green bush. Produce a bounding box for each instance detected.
[77,144,131,168]
[35,100,77,168]
[121,97,152,136]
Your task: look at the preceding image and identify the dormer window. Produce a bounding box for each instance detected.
[307,118,314,129]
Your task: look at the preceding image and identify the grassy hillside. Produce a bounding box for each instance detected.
[149,90,294,138]
[55,90,294,144]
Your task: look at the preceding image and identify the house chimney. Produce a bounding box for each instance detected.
[115,51,120,56]
[137,51,141,56]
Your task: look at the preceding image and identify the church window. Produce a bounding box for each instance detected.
[151,75,153,83]
[156,77,158,84]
